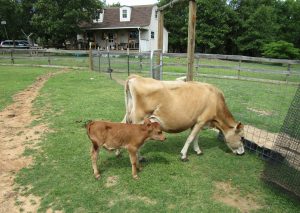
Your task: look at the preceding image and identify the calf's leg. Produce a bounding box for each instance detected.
[128,146,139,179]
[91,144,100,179]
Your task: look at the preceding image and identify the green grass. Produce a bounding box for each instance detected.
[8,69,299,212]
[0,54,89,67]
[0,66,56,110]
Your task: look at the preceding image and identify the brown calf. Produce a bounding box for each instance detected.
[86,118,166,179]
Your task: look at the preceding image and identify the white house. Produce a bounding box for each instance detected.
[80,4,168,53]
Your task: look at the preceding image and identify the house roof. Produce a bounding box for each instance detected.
[81,5,155,30]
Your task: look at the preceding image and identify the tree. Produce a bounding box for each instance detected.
[276,0,300,49]
[262,41,300,59]
[234,0,279,56]
[31,0,102,47]
[0,0,20,40]
[159,0,188,52]
[196,0,231,53]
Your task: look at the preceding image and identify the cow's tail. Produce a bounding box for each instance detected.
[123,76,136,123]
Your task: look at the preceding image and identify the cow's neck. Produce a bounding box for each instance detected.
[215,104,237,136]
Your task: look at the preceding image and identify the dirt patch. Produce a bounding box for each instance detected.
[104,176,119,188]
[213,181,262,213]
[108,191,157,208]
[247,107,272,116]
[0,70,66,213]
[112,75,126,86]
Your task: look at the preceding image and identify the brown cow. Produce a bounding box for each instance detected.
[86,118,166,179]
[122,75,245,161]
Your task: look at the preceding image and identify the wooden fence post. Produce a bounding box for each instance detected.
[156,10,164,80]
[10,50,14,64]
[186,0,196,81]
[98,53,101,72]
[47,52,51,65]
[286,63,291,82]
[89,42,93,71]
[139,55,143,72]
[238,60,241,79]
[127,48,130,76]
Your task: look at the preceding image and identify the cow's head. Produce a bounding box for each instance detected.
[144,118,166,141]
[224,122,245,155]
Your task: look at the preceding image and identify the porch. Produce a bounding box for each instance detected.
[85,28,149,51]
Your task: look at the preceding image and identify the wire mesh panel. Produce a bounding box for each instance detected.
[262,85,300,196]
[92,51,153,82]
[150,50,163,80]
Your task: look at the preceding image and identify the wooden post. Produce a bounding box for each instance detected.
[238,60,241,79]
[48,52,51,65]
[156,10,164,79]
[286,63,291,82]
[89,42,93,71]
[10,50,14,64]
[98,47,101,72]
[139,55,143,72]
[186,0,196,81]
[127,48,130,76]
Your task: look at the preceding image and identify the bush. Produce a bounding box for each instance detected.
[262,41,300,59]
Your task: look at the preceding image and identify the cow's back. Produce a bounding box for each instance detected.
[125,75,235,133]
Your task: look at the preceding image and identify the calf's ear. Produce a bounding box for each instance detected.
[143,118,152,126]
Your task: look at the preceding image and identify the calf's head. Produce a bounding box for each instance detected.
[224,122,245,155]
[144,118,166,141]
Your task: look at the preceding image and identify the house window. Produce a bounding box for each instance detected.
[151,31,155,39]
[122,9,127,19]
[93,9,104,23]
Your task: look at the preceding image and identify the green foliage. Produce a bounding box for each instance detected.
[160,0,300,56]
[262,41,300,59]
[196,0,231,53]
[236,3,279,56]
[31,0,102,47]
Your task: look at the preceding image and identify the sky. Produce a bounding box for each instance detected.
[105,0,159,6]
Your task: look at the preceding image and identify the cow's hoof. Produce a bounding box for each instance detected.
[95,174,101,180]
[133,175,139,180]
[196,151,203,155]
[180,157,189,162]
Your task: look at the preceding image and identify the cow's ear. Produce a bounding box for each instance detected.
[235,122,244,133]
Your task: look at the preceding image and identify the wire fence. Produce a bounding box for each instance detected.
[1,48,300,195]
[92,50,300,196]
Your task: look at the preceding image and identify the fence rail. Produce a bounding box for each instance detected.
[1,48,300,83]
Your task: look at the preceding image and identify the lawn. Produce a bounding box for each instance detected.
[0,66,56,111]
[1,67,297,212]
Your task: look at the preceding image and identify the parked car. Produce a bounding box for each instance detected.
[0,40,31,48]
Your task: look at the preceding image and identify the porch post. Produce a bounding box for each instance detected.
[138,28,141,52]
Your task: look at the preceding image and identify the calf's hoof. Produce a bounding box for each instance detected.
[133,175,139,180]
[94,174,101,180]
[139,156,147,163]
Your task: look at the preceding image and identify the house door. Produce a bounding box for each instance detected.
[107,33,115,49]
